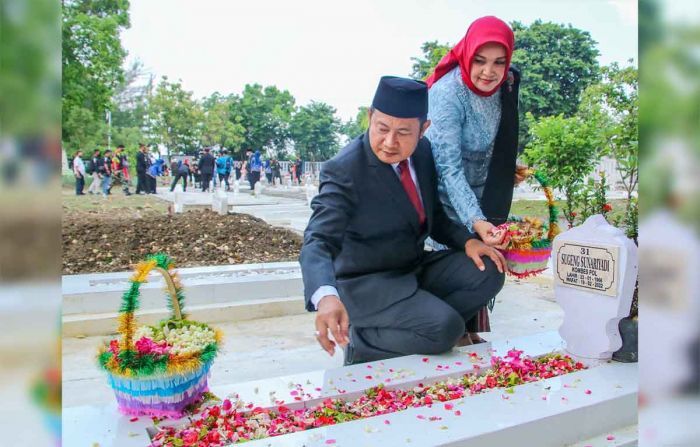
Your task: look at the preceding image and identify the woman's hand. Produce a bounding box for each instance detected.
[473,220,508,249]
[514,164,531,186]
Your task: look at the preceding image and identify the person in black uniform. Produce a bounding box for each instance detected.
[300,76,505,365]
[197,147,216,192]
[135,143,149,194]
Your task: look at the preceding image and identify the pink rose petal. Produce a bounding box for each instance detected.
[585,389,592,395]
[326,440,336,445]
[384,419,390,425]
[444,403,453,410]
[606,435,615,441]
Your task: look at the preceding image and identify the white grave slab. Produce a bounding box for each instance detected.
[254,180,264,197]
[212,189,229,215]
[62,331,638,447]
[173,192,184,213]
[553,214,638,360]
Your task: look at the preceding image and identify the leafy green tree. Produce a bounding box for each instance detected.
[62,0,131,149]
[409,41,450,81]
[340,106,369,142]
[523,113,605,227]
[110,60,153,150]
[511,20,600,146]
[148,76,204,156]
[579,63,638,204]
[232,84,295,153]
[511,20,600,119]
[201,99,245,150]
[290,101,341,161]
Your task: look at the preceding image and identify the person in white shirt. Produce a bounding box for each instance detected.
[72,150,86,195]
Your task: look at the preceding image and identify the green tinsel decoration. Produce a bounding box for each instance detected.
[98,351,113,369]
[119,282,141,314]
[117,350,137,372]
[533,171,550,188]
[150,252,173,271]
[199,343,219,364]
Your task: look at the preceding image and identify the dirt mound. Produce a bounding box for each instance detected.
[62,209,303,274]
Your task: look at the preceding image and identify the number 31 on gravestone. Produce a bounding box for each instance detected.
[554,242,619,297]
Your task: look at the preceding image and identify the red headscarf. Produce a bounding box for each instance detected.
[426,16,514,97]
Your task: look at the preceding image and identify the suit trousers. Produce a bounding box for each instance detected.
[348,250,504,364]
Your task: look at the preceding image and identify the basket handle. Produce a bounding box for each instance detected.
[529,170,560,242]
[118,254,185,350]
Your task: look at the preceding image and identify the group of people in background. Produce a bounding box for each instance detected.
[71,143,307,196]
[71,143,165,197]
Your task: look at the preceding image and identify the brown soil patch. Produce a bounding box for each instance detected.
[62,209,302,274]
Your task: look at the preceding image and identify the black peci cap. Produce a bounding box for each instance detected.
[371,76,428,121]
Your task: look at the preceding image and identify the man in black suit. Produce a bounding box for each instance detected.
[300,76,506,365]
[135,143,149,194]
[198,147,216,192]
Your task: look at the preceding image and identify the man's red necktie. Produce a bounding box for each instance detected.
[398,159,425,226]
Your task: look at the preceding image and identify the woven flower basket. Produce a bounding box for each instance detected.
[97,254,221,418]
[497,171,561,278]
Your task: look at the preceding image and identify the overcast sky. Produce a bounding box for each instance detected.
[121,0,638,122]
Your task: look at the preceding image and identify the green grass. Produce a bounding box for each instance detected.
[62,185,168,215]
[510,199,629,224]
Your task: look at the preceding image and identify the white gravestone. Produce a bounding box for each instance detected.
[305,175,318,206]
[211,189,228,215]
[638,211,700,402]
[254,180,264,197]
[553,214,638,360]
[173,192,184,213]
[233,179,240,195]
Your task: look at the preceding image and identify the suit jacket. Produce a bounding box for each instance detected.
[300,133,476,321]
[198,153,216,174]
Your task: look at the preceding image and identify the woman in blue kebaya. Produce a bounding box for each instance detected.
[425,16,529,344]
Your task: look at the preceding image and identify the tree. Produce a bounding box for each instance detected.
[201,99,245,150]
[340,106,369,142]
[579,63,638,204]
[523,113,605,227]
[409,41,450,81]
[62,0,131,149]
[148,77,204,156]
[110,60,153,150]
[232,84,295,153]
[511,20,600,145]
[290,101,341,161]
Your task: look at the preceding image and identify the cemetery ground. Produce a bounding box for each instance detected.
[62,186,303,274]
[63,181,593,405]
[61,183,629,274]
[62,180,637,445]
